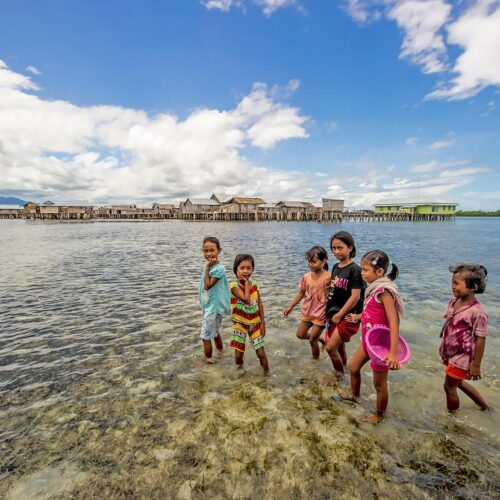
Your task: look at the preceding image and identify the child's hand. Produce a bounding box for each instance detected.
[469,365,481,380]
[332,312,343,325]
[345,313,359,323]
[236,272,248,283]
[283,306,293,317]
[384,353,400,370]
[261,323,266,337]
[207,257,219,268]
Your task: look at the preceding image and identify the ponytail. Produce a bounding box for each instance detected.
[387,262,399,281]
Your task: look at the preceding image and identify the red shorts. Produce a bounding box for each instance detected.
[445,363,471,381]
[325,319,359,343]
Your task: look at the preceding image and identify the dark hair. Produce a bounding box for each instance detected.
[305,245,328,270]
[202,236,221,250]
[330,231,356,258]
[233,254,255,274]
[362,250,399,281]
[449,264,487,294]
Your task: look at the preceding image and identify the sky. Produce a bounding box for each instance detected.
[0,0,499,209]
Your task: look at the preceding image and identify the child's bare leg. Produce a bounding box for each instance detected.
[309,325,324,359]
[234,349,244,368]
[340,345,370,401]
[444,375,461,412]
[256,347,269,373]
[374,371,389,414]
[214,333,223,352]
[359,372,388,424]
[339,342,347,366]
[325,329,346,374]
[203,339,213,359]
[458,381,490,410]
[295,322,311,340]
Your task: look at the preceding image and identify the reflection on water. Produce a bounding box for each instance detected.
[1,219,499,498]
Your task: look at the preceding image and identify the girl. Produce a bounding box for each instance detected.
[283,246,330,359]
[341,250,404,424]
[230,254,269,373]
[324,231,364,375]
[198,236,230,362]
[440,264,491,412]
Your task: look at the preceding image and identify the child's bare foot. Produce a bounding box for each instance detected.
[481,405,495,412]
[359,412,384,424]
[215,348,223,358]
[337,391,358,403]
[321,374,338,386]
[205,357,216,364]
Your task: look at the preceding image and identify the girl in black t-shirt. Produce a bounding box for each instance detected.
[324,231,364,376]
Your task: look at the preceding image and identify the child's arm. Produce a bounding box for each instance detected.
[331,288,361,324]
[380,291,400,370]
[283,290,305,317]
[231,277,251,304]
[470,337,486,380]
[203,258,220,290]
[258,291,266,337]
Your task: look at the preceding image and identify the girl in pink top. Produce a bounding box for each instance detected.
[340,250,404,424]
[441,264,491,412]
[283,246,330,359]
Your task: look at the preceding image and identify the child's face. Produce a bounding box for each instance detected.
[452,272,472,299]
[308,257,326,272]
[331,239,352,262]
[361,260,383,284]
[236,260,254,280]
[202,241,221,262]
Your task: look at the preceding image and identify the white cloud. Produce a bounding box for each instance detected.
[410,159,469,173]
[201,0,302,16]
[405,136,418,146]
[202,0,241,12]
[0,61,312,204]
[344,0,383,24]
[26,65,41,75]
[429,138,455,150]
[388,0,451,74]
[344,1,500,100]
[427,0,500,100]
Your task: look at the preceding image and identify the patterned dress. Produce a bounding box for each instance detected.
[229,280,265,352]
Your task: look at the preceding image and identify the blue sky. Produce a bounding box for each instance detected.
[0,0,499,208]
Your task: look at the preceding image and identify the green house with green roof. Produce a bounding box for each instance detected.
[373,198,457,215]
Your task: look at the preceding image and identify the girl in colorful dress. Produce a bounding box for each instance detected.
[230,254,269,373]
[440,264,491,412]
[341,250,404,424]
[283,246,330,359]
[324,231,364,376]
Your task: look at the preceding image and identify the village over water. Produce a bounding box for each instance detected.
[0,194,458,222]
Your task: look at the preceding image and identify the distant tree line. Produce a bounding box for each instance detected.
[456,210,500,217]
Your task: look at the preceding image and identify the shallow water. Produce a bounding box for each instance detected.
[0,218,499,498]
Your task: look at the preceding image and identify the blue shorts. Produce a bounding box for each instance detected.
[200,311,223,340]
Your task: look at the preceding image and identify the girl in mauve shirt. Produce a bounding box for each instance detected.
[440,264,491,412]
[283,246,330,359]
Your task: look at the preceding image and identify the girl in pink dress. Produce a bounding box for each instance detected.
[283,246,330,359]
[340,250,404,424]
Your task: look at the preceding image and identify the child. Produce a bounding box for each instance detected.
[324,231,364,375]
[230,254,269,373]
[199,236,230,362]
[283,246,330,359]
[341,250,404,424]
[440,264,491,412]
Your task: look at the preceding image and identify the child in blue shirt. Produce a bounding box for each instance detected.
[199,236,230,361]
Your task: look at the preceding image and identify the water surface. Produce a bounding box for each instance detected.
[1,218,499,498]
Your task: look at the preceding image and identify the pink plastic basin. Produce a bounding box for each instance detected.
[365,324,411,368]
